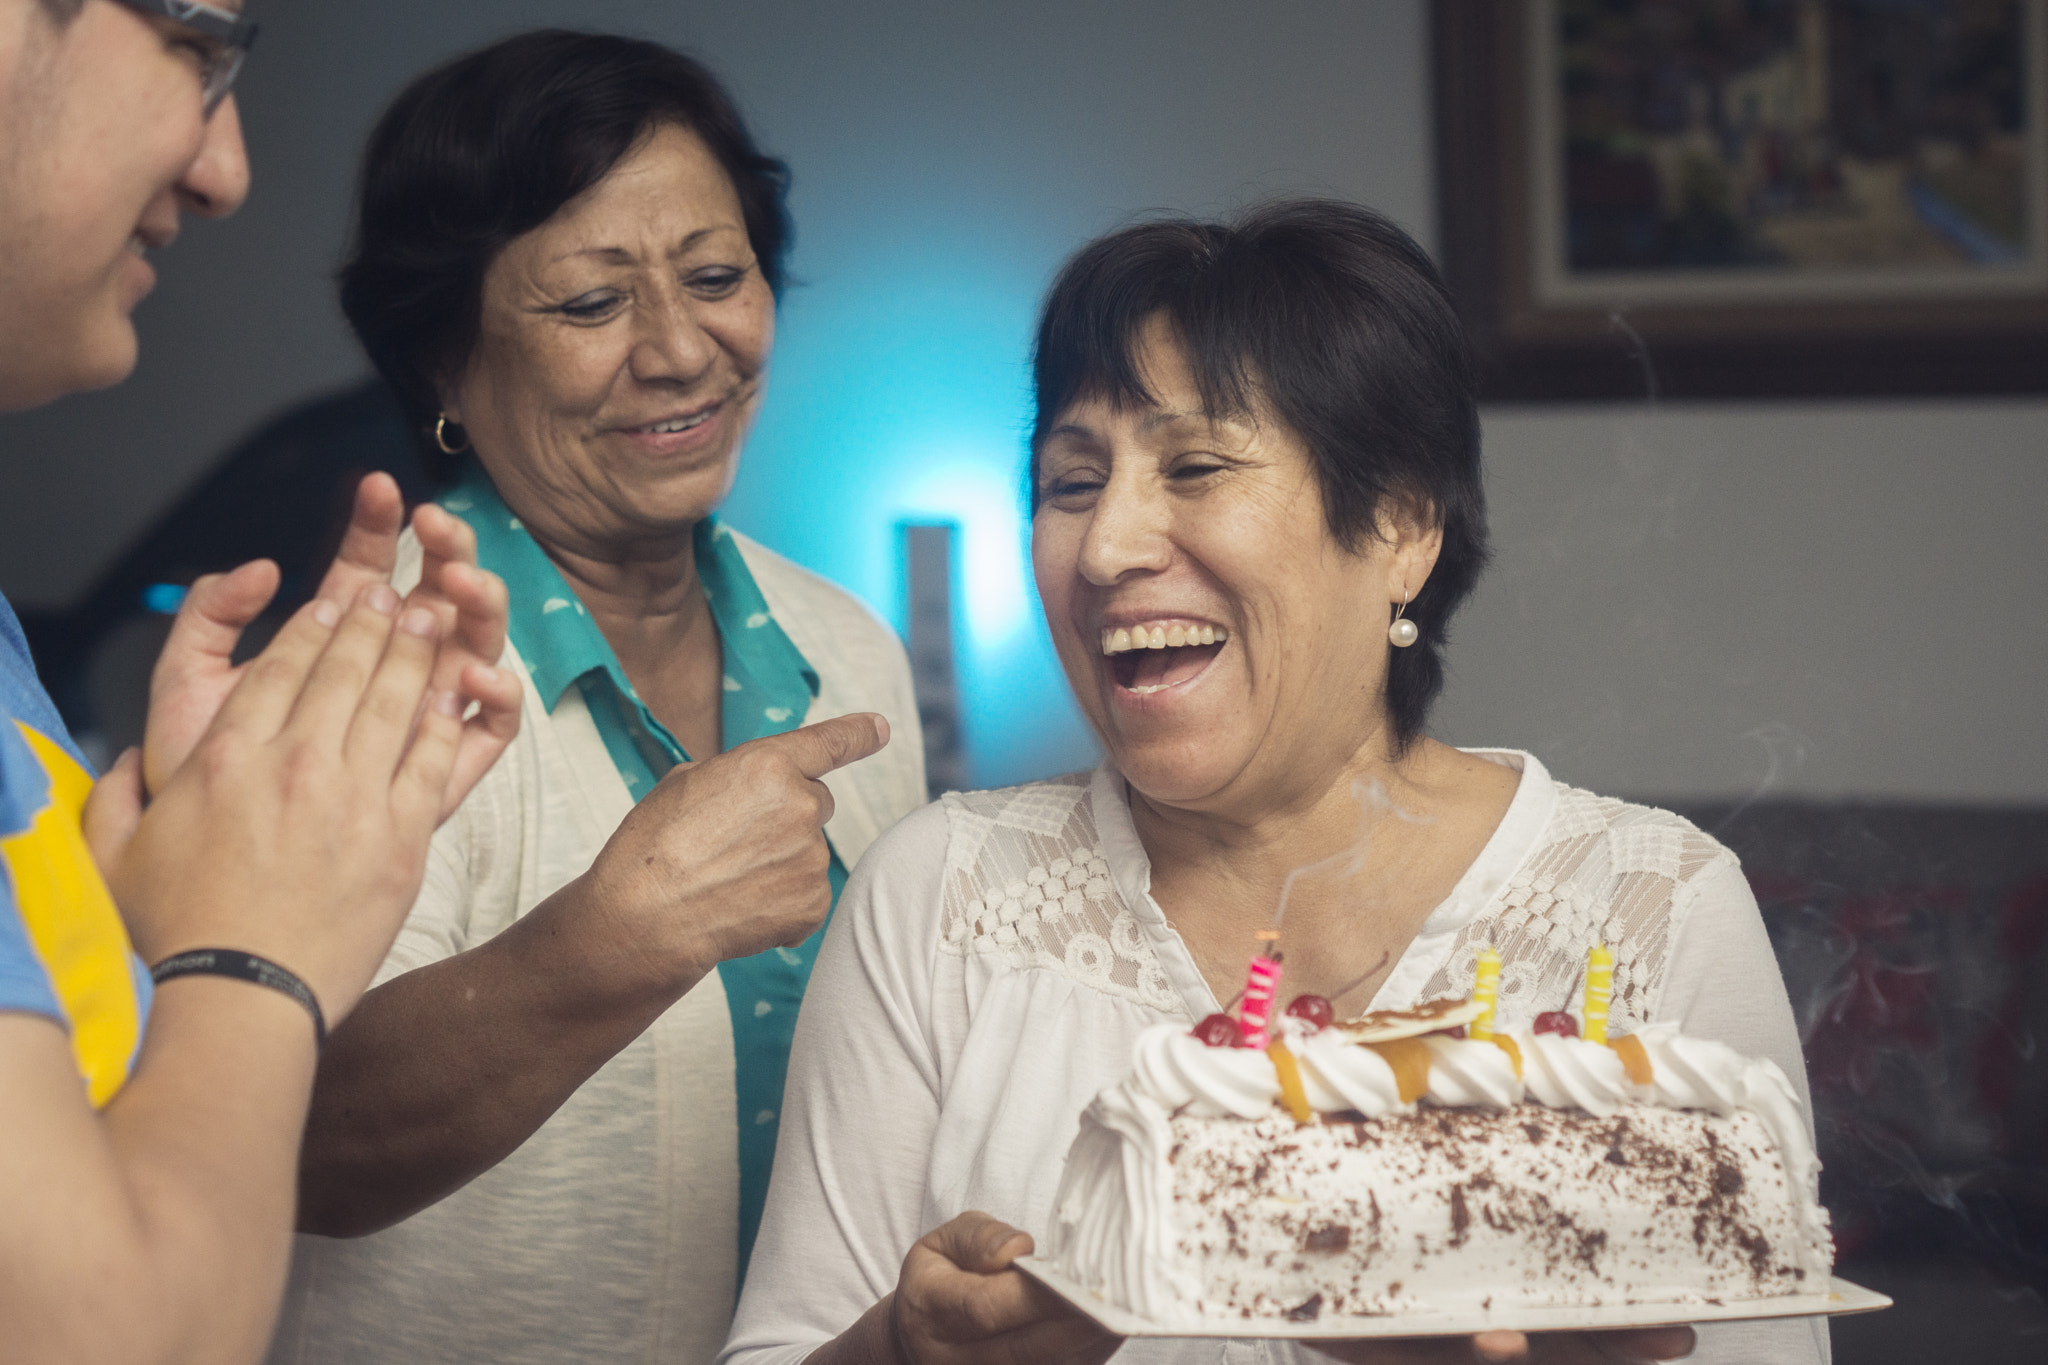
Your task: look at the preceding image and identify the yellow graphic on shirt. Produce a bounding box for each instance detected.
[1,722,141,1106]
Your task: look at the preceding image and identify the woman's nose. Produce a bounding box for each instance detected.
[1076,474,1174,586]
[630,296,718,385]
[177,96,251,219]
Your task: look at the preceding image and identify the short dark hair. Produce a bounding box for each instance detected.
[1029,199,1488,748]
[340,30,792,478]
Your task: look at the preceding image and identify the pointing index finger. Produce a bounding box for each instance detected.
[763,712,890,781]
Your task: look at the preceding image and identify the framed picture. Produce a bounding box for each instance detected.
[1434,0,2048,400]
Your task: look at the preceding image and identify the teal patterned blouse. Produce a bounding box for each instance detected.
[440,462,845,1275]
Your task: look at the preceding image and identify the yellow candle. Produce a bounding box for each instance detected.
[1469,945,1501,1041]
[1583,944,1614,1044]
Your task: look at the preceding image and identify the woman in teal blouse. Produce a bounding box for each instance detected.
[269,33,925,1365]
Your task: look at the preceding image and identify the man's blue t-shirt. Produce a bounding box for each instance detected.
[0,593,150,1105]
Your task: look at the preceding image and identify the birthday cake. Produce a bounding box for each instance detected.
[1044,955,1833,1325]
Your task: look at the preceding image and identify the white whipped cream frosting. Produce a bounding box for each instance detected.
[1515,1030,1633,1117]
[1128,1024,1280,1119]
[1291,1029,1405,1118]
[1632,1021,1760,1111]
[1419,1036,1523,1109]
[1046,1075,1191,1320]
[1113,1020,1818,1151]
[1122,1022,1531,1117]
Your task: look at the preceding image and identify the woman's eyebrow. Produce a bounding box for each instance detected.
[1045,421,1101,444]
[1141,407,1255,438]
[547,226,740,267]
[551,246,638,266]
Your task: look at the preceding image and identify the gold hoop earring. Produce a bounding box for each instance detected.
[433,413,470,456]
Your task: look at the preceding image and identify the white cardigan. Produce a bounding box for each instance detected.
[268,529,926,1365]
[724,753,1829,1365]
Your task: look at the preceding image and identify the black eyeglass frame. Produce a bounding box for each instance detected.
[105,0,259,116]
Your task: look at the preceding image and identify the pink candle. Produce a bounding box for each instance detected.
[1238,948,1284,1048]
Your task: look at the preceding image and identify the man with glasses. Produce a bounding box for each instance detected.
[0,3,519,1360]
[0,0,255,408]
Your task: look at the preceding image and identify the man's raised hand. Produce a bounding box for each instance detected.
[143,473,519,817]
[112,584,471,1024]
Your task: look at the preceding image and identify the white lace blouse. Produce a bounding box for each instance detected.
[723,751,1830,1365]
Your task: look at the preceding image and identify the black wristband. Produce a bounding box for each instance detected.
[150,949,327,1049]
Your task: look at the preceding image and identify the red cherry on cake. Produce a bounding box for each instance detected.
[1534,1011,1580,1038]
[1191,1013,1241,1047]
[1283,994,1335,1030]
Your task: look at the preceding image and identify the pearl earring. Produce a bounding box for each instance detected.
[1388,596,1418,648]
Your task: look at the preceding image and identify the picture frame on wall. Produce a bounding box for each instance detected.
[1434,0,2048,401]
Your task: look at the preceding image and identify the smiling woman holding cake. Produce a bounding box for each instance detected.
[723,201,1828,1365]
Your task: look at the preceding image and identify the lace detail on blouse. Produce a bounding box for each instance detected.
[936,773,1734,1034]
[1413,785,1734,1035]
[938,774,1180,1014]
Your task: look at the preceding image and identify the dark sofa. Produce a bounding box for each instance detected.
[1670,800,2048,1359]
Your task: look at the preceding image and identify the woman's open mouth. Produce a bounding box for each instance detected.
[1100,620,1229,696]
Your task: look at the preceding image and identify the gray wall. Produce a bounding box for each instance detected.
[1449,400,2048,804]
[1,0,2041,803]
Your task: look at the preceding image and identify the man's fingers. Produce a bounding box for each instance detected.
[417,559,509,704]
[315,473,406,604]
[394,691,467,833]
[207,595,349,740]
[80,747,144,878]
[437,559,508,663]
[408,512,509,726]
[408,504,478,640]
[153,562,280,694]
[283,586,405,741]
[161,560,281,668]
[344,605,444,776]
[144,560,283,791]
[753,712,890,782]
[411,502,479,580]
[439,660,524,821]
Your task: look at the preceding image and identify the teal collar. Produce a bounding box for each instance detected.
[439,461,818,764]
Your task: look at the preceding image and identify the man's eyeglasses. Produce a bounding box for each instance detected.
[107,0,259,117]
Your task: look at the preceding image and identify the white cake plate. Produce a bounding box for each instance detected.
[1015,1257,1891,1339]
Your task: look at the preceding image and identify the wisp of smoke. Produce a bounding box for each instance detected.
[1267,777,1432,935]
[1608,307,1660,405]
[1715,721,1811,832]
